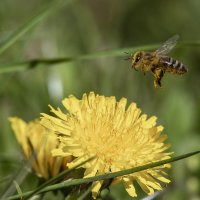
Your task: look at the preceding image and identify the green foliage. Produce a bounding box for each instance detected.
[7,151,200,200]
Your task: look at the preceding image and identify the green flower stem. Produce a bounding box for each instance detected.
[0,40,199,74]
[7,150,200,200]
[0,0,71,56]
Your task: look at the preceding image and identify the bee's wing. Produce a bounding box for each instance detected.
[155,35,180,55]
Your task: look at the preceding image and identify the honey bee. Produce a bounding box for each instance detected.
[128,35,188,88]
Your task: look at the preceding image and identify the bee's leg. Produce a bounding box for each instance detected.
[141,65,146,75]
[152,68,164,88]
[157,70,164,87]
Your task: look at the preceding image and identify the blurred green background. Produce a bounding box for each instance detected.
[0,0,200,199]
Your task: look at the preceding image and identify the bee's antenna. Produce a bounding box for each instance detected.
[123,52,131,60]
[124,52,130,55]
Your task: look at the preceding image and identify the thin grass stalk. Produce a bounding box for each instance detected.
[0,0,72,56]
[23,156,95,200]
[7,150,200,200]
[0,40,199,74]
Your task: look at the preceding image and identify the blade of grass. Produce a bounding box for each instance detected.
[0,0,71,56]
[0,58,73,74]
[0,161,31,200]
[77,184,93,200]
[23,156,95,200]
[7,150,200,200]
[12,181,23,199]
[0,40,200,74]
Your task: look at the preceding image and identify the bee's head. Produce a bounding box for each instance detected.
[131,51,142,71]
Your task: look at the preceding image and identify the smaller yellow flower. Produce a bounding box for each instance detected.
[9,117,72,179]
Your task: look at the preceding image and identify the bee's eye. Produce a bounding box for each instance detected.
[135,56,141,63]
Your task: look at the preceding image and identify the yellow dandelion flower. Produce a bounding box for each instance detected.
[9,117,72,179]
[41,92,172,198]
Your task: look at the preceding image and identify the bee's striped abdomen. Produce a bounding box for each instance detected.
[160,56,188,74]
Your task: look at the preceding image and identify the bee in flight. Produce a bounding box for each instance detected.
[126,35,188,88]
